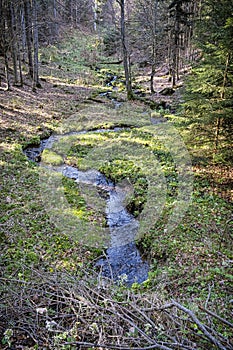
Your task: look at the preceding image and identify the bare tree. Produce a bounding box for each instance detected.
[168,0,196,87]
[134,0,169,93]
[23,0,33,78]
[32,0,41,91]
[117,0,133,100]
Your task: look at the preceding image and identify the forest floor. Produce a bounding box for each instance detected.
[0,28,232,349]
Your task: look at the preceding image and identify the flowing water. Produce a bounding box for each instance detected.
[23,128,149,286]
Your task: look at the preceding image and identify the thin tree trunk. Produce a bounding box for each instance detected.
[150,63,156,93]
[65,0,72,22]
[172,22,179,87]
[168,26,173,82]
[9,2,19,85]
[172,48,176,87]
[118,0,133,100]
[214,52,230,152]
[24,0,33,78]
[1,2,11,90]
[4,51,10,90]
[92,0,97,32]
[53,0,58,36]
[17,36,23,86]
[214,117,221,152]
[32,0,41,91]
[15,3,23,86]
[150,0,158,94]
[21,5,27,63]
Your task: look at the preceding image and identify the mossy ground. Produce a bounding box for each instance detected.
[0,27,232,347]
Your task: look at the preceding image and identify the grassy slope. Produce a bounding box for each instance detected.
[0,28,232,348]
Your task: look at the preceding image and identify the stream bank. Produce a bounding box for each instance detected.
[24,126,150,286]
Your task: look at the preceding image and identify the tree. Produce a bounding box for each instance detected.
[168,0,196,87]
[23,0,34,79]
[182,0,233,159]
[0,0,59,90]
[32,0,41,91]
[0,0,11,90]
[8,1,20,85]
[134,0,169,93]
[117,0,133,99]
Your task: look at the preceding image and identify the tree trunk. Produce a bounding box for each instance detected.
[53,0,58,37]
[32,0,41,91]
[15,3,23,86]
[92,0,97,32]
[214,53,230,152]
[150,0,158,94]
[118,0,133,100]
[150,63,156,93]
[214,117,221,152]
[9,2,19,85]
[17,42,23,86]
[172,20,179,87]
[1,1,11,90]
[4,51,10,90]
[20,4,27,63]
[65,0,72,22]
[23,0,33,78]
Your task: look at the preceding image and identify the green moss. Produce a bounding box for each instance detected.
[99,159,148,217]
[68,143,94,159]
[41,149,64,165]
[62,176,86,213]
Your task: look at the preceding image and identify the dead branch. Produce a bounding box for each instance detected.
[62,341,174,349]
[199,306,233,328]
[170,300,229,350]
[0,267,232,350]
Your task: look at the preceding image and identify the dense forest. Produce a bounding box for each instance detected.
[0,0,232,349]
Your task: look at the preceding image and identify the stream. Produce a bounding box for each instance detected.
[24,128,149,286]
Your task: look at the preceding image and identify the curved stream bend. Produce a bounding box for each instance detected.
[24,129,149,286]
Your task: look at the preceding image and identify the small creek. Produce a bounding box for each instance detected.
[24,128,149,286]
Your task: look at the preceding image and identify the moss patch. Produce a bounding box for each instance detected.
[41,149,64,165]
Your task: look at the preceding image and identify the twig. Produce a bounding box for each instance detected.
[62,341,174,350]
[1,267,232,350]
[199,306,233,328]
[170,300,227,350]
[205,283,214,309]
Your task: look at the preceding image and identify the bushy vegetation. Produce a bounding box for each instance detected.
[181,0,233,162]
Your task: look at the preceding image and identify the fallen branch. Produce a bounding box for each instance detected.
[62,341,174,350]
[0,269,232,350]
[199,306,233,328]
[170,300,229,350]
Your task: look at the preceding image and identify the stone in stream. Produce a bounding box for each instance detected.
[23,138,49,162]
